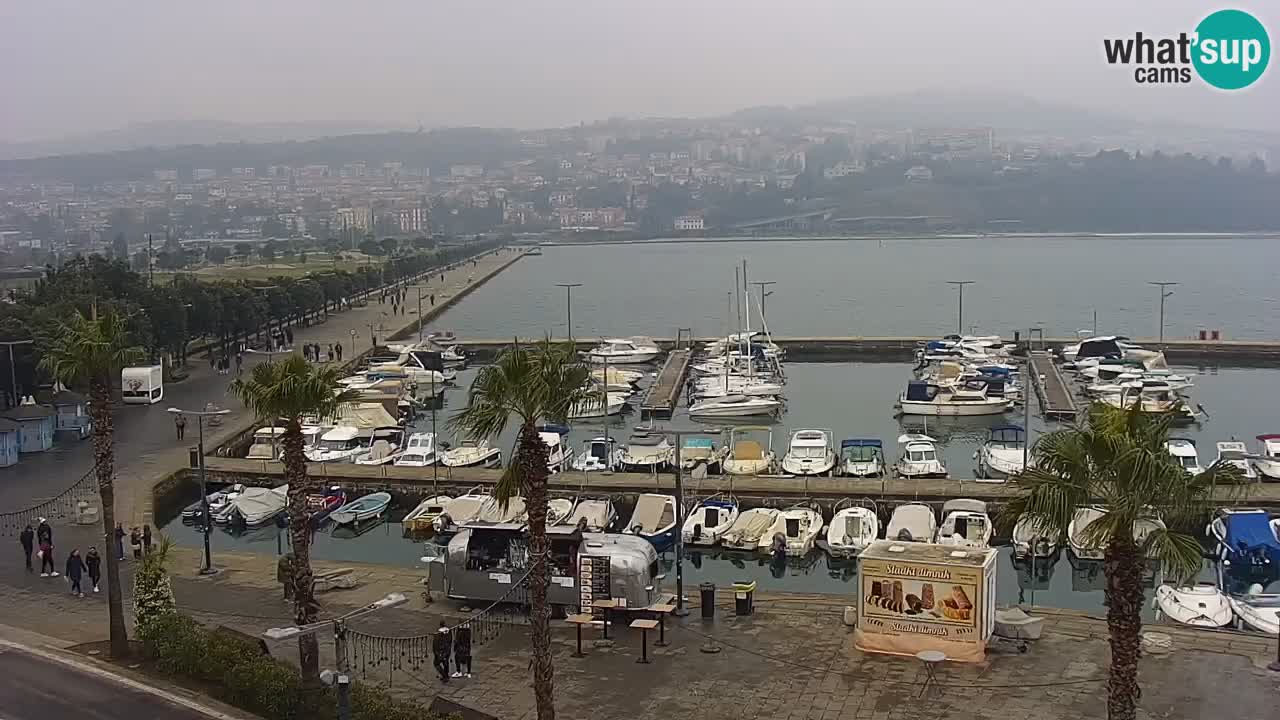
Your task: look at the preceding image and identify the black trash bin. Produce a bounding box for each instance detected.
[188,446,200,468]
[700,582,716,620]
[733,581,756,616]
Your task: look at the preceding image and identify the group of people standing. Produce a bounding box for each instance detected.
[18,518,102,597]
[302,342,342,364]
[431,620,474,681]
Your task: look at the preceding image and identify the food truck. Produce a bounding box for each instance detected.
[423,523,661,614]
[854,539,997,663]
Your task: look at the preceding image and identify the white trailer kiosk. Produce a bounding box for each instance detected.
[121,365,164,405]
[855,539,997,663]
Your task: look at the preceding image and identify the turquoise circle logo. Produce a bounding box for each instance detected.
[1192,9,1270,89]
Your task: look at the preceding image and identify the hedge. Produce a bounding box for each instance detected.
[138,614,451,720]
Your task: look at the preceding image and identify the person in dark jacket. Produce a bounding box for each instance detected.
[19,524,34,572]
[65,549,85,597]
[85,547,102,593]
[452,623,473,678]
[431,621,452,682]
[142,525,153,554]
[130,527,142,559]
[335,343,343,362]
[113,524,125,560]
[36,518,52,547]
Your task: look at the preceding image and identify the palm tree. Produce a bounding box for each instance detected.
[41,309,142,658]
[1001,403,1241,720]
[450,340,593,720]
[231,355,357,681]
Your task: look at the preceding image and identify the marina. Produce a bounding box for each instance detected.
[1029,351,1078,419]
[639,348,692,417]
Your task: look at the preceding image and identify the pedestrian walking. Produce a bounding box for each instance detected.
[430,294,435,306]
[65,549,85,597]
[327,344,334,362]
[130,527,142,559]
[85,546,101,592]
[208,352,216,370]
[142,524,153,554]
[235,353,243,375]
[19,524,34,572]
[174,413,186,441]
[38,537,56,577]
[285,328,294,346]
[452,623,473,678]
[432,621,452,682]
[114,523,125,560]
[37,517,53,547]
[335,342,342,361]
[278,553,294,601]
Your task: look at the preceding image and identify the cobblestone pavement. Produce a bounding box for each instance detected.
[3,536,1276,720]
[0,247,524,525]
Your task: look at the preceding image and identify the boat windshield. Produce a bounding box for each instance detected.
[908,449,936,462]
[320,439,357,451]
[1177,455,1199,470]
[843,446,879,462]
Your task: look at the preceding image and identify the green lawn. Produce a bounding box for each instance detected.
[155,254,375,283]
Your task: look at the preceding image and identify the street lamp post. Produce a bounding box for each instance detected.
[1148,281,1177,347]
[167,406,231,575]
[946,281,975,336]
[555,283,582,342]
[653,426,715,617]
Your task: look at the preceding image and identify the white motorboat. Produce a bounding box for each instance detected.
[584,337,663,365]
[1098,382,1193,418]
[893,434,947,479]
[567,391,629,419]
[624,493,679,551]
[432,492,490,535]
[478,495,527,524]
[403,495,453,532]
[300,425,326,451]
[230,485,288,527]
[1012,515,1058,560]
[245,427,285,460]
[564,498,617,531]
[618,431,673,473]
[976,425,1026,481]
[679,437,726,474]
[547,497,577,526]
[330,492,391,526]
[688,394,782,418]
[824,503,880,557]
[682,497,740,546]
[181,483,247,521]
[1166,438,1204,476]
[440,439,502,468]
[780,429,836,476]
[721,508,781,550]
[1206,507,1280,573]
[839,439,884,478]
[1068,506,1165,560]
[1254,435,1280,481]
[1154,584,1233,628]
[539,425,570,473]
[721,427,775,476]
[1214,441,1258,481]
[885,502,937,543]
[692,377,784,399]
[362,361,453,390]
[934,499,993,548]
[1228,587,1280,635]
[898,380,1012,417]
[305,426,364,463]
[591,367,644,391]
[393,433,437,467]
[571,436,619,472]
[760,505,823,556]
[353,428,404,465]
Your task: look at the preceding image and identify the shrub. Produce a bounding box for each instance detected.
[221,654,305,720]
[133,537,177,632]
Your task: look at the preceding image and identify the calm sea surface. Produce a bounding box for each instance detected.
[427,236,1280,340]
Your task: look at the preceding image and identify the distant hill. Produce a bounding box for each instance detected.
[0,120,406,160]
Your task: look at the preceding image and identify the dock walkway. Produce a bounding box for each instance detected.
[640,349,691,417]
[1028,351,1077,419]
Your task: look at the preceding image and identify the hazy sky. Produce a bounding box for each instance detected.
[2,0,1276,141]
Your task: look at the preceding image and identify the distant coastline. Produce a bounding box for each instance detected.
[538,231,1280,246]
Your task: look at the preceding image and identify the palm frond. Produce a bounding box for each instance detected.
[1142,528,1205,583]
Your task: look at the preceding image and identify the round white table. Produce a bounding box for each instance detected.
[915,650,947,697]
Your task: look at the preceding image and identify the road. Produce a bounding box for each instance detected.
[0,645,229,720]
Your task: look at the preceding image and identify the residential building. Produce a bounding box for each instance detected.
[397,207,429,233]
[450,164,484,178]
[673,214,705,231]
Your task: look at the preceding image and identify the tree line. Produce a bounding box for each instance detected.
[0,237,505,404]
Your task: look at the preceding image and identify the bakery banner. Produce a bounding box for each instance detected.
[854,555,989,662]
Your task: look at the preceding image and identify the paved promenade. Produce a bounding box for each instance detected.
[0,246,525,526]
[2,533,1276,720]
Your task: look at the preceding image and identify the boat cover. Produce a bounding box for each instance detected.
[567,500,613,530]
[726,510,775,541]
[904,381,933,401]
[1224,512,1280,563]
[841,438,882,449]
[629,494,672,533]
[733,440,764,460]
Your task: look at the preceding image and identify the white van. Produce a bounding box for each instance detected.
[121,365,164,405]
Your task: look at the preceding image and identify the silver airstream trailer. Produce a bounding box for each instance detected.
[423,523,661,613]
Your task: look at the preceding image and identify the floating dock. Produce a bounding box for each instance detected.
[1028,352,1078,420]
[640,349,692,417]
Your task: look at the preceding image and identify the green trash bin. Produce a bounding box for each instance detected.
[733,580,756,616]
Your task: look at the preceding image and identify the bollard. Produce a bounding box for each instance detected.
[699,582,716,620]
